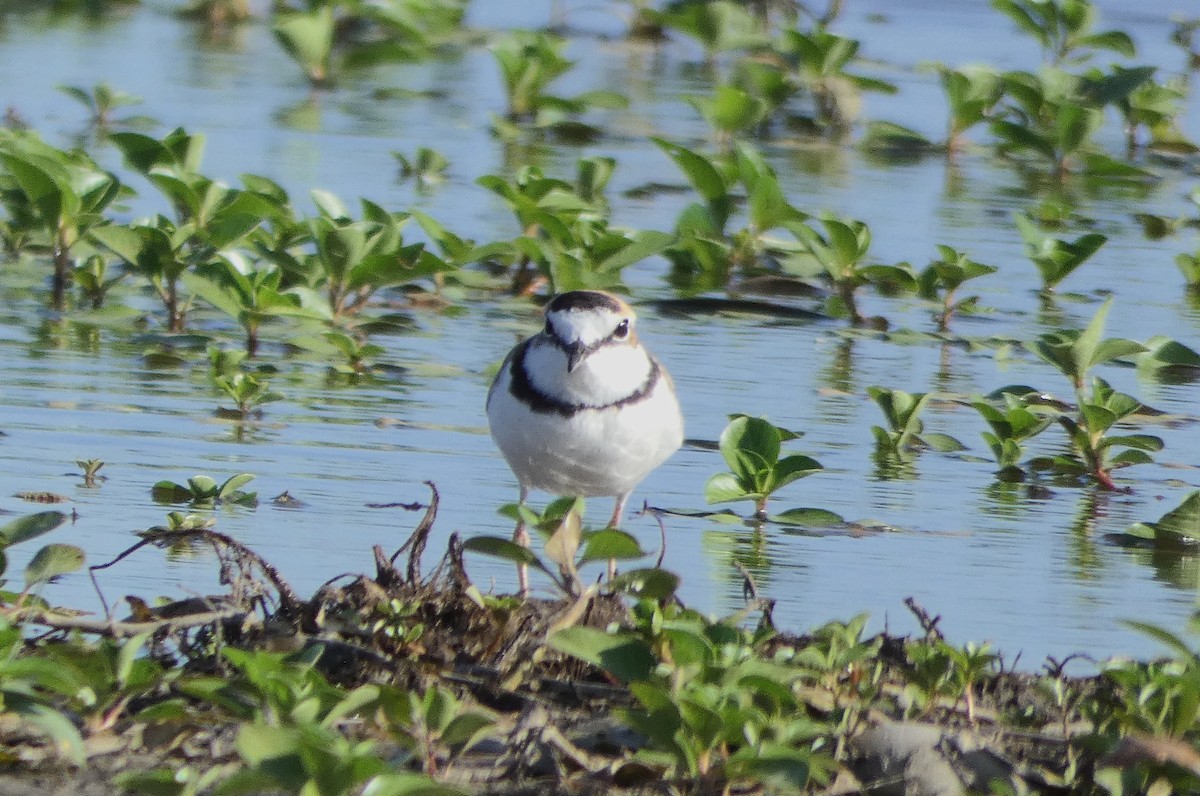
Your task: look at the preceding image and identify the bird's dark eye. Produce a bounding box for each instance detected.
[614,319,630,339]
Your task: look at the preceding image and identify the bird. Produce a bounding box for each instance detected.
[486,289,684,592]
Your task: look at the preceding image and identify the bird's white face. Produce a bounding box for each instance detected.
[527,300,655,407]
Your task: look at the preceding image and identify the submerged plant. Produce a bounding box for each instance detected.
[1016,212,1106,293]
[704,414,822,521]
[490,31,626,137]
[0,131,126,309]
[151,473,258,507]
[272,6,335,85]
[1030,300,1160,489]
[867,387,964,460]
[972,392,1055,480]
[214,372,283,419]
[790,213,915,326]
[937,65,1003,152]
[777,27,896,134]
[58,82,147,130]
[479,158,670,293]
[917,245,997,332]
[991,0,1134,65]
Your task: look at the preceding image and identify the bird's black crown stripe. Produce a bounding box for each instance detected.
[546,290,625,315]
[509,338,661,418]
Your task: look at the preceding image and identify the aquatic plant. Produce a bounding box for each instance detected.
[272,6,335,85]
[1015,212,1106,293]
[1029,300,1161,489]
[916,245,997,332]
[394,147,449,188]
[776,27,896,134]
[76,458,105,488]
[651,0,768,69]
[464,498,659,598]
[490,31,627,137]
[479,159,670,293]
[150,473,258,507]
[991,0,1134,65]
[704,414,822,520]
[0,131,126,308]
[57,82,147,130]
[654,139,810,292]
[937,65,1003,152]
[972,392,1056,481]
[867,387,964,460]
[789,213,910,326]
[214,372,284,419]
[281,191,447,323]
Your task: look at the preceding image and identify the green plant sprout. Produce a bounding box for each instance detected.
[479,159,671,293]
[376,684,497,777]
[991,0,1134,65]
[214,372,283,419]
[550,604,839,791]
[654,139,810,293]
[704,414,822,521]
[76,458,105,487]
[272,6,335,85]
[463,498,659,598]
[651,0,767,69]
[972,393,1056,481]
[394,147,449,188]
[0,131,126,309]
[937,65,1003,153]
[1029,300,1161,489]
[917,245,997,332]
[790,213,914,326]
[0,511,83,607]
[490,31,627,137]
[57,82,147,130]
[1015,212,1106,292]
[73,254,125,309]
[150,473,258,507]
[867,387,965,460]
[1120,491,1200,549]
[777,27,896,134]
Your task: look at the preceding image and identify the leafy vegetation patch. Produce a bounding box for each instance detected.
[2,0,1200,791]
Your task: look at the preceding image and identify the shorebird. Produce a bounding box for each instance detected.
[486,290,684,591]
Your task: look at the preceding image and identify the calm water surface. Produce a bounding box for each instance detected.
[0,0,1199,670]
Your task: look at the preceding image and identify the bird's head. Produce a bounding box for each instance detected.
[542,290,639,373]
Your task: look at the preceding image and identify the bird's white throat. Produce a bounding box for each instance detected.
[523,338,655,408]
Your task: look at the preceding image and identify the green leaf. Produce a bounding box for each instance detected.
[607,568,680,600]
[362,773,468,796]
[0,511,67,547]
[462,536,547,571]
[24,543,85,587]
[771,507,844,527]
[704,472,752,504]
[579,529,645,563]
[548,626,656,683]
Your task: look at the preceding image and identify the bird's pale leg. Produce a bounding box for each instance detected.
[514,485,530,595]
[605,493,629,581]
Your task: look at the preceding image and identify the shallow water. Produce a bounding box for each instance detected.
[1,0,1199,670]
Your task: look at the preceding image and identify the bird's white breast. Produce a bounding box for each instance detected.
[487,339,683,498]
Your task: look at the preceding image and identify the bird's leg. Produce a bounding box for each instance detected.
[605,493,629,581]
[514,485,530,596]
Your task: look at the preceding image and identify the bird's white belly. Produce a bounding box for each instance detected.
[488,384,683,498]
